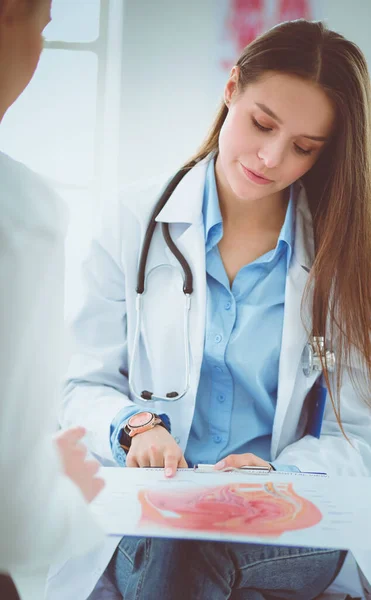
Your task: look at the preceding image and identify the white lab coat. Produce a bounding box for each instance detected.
[0,152,103,574]
[47,157,371,599]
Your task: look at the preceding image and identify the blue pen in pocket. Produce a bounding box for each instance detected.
[306,375,327,439]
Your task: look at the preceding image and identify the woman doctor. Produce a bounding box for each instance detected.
[58,19,371,600]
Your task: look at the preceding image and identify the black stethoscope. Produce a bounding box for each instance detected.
[128,164,336,404]
[128,166,194,403]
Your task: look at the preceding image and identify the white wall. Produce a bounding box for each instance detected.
[118,0,371,186]
[119,0,218,185]
[315,0,371,67]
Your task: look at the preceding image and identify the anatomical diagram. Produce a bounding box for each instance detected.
[138,481,322,538]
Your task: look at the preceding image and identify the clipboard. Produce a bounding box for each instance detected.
[89,467,371,597]
[193,464,328,476]
[194,464,272,474]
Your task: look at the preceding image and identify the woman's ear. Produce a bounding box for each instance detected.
[224,65,240,106]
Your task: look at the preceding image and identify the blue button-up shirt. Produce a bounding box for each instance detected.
[185,158,298,471]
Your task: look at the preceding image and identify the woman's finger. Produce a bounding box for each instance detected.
[148,445,163,467]
[178,456,188,469]
[126,453,139,468]
[214,453,271,470]
[164,453,178,478]
[137,453,151,468]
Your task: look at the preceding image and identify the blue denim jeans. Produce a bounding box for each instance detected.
[107,536,346,600]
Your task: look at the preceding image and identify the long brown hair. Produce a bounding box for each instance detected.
[183,19,371,431]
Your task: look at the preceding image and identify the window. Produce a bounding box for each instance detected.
[0,0,125,200]
[1,0,108,189]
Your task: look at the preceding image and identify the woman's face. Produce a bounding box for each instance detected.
[216,70,336,203]
[0,0,52,115]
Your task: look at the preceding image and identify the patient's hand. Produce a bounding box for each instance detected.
[126,425,188,478]
[55,426,105,503]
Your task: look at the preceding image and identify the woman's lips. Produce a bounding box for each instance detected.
[240,163,273,185]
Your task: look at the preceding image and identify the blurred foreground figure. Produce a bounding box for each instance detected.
[0,2,105,596]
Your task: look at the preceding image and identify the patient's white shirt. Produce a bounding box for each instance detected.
[0,152,103,572]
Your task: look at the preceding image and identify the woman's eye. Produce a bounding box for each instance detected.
[294,144,313,156]
[252,116,314,156]
[252,117,272,132]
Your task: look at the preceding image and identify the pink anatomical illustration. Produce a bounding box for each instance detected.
[138,481,322,538]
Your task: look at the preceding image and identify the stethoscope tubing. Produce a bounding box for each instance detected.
[129,265,192,403]
[130,166,196,402]
[136,166,194,295]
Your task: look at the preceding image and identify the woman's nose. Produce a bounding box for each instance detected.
[257,141,285,170]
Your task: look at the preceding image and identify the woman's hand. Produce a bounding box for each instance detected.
[214,453,271,471]
[126,425,188,478]
[54,426,105,503]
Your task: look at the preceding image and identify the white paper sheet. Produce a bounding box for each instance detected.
[91,468,371,559]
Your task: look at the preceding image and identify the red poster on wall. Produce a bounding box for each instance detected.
[278,0,311,23]
[226,0,265,51]
[219,0,312,72]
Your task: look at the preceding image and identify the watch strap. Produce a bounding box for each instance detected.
[158,413,171,434]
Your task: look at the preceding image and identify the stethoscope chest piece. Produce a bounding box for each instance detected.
[302,336,335,377]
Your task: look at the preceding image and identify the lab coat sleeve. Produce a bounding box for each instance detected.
[61,197,139,465]
[0,196,103,572]
[275,366,371,476]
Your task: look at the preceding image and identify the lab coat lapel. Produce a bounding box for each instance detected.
[155,159,208,398]
[271,184,314,457]
[167,220,207,379]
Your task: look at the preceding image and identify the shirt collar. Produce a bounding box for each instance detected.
[203,157,297,268]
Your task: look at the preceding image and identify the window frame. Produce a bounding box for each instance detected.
[43,0,126,205]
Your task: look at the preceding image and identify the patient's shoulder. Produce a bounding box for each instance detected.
[0,151,67,237]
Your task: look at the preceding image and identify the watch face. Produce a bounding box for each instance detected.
[129,411,153,428]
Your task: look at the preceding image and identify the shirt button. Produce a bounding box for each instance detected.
[213,435,222,444]
[174,436,180,444]
[215,334,222,343]
[224,302,231,310]
[218,394,225,403]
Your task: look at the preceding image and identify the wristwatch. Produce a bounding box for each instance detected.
[119,412,170,454]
